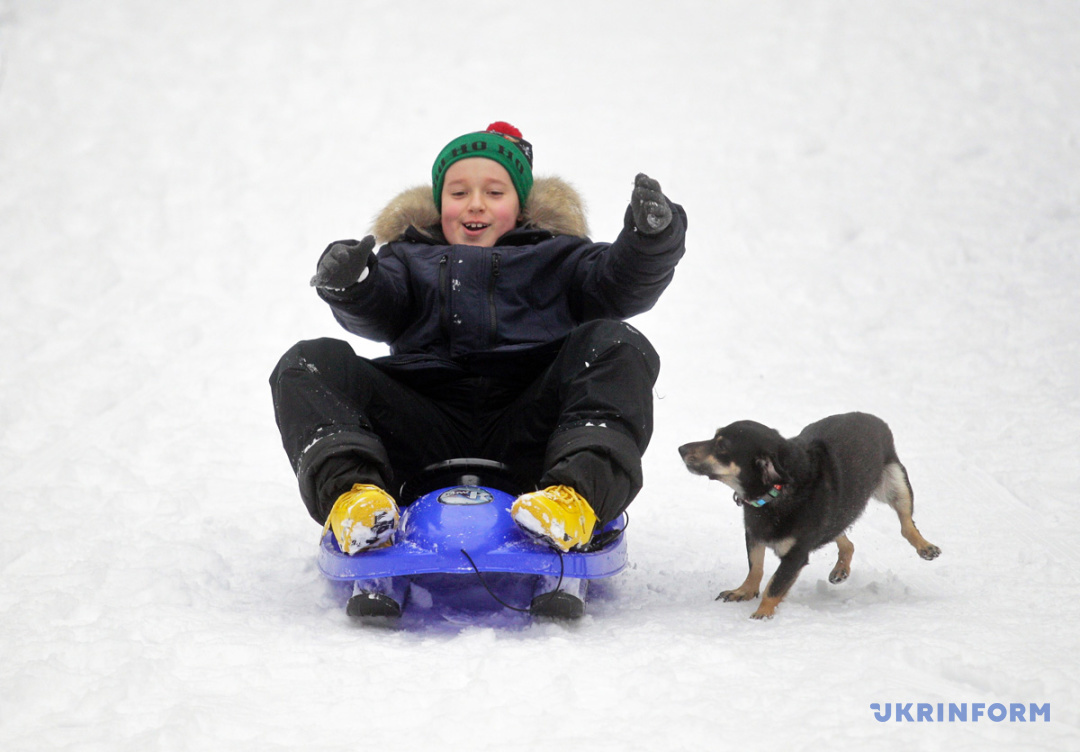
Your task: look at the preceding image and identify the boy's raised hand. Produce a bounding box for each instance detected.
[310,235,376,290]
[630,173,673,235]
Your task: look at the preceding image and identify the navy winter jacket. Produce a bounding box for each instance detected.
[320,204,687,372]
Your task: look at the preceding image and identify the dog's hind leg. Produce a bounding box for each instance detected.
[829,534,854,584]
[878,462,941,560]
[717,538,765,603]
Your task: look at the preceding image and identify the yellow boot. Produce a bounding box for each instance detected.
[511,485,597,552]
[322,484,399,555]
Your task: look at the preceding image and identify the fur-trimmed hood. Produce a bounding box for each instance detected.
[370,176,590,245]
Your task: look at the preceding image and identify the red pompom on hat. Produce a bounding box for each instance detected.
[486,121,523,139]
[484,122,531,166]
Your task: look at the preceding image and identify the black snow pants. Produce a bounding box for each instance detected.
[269,319,660,527]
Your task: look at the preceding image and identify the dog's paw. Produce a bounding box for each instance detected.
[750,608,776,620]
[918,543,941,560]
[828,566,850,584]
[716,588,758,602]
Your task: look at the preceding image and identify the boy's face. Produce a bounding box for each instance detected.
[440,158,521,247]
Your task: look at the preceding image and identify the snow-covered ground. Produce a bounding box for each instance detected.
[2,1,1078,749]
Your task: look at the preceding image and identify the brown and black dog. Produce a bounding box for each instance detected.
[679,412,940,619]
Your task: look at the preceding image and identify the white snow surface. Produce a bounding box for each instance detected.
[2,1,1079,750]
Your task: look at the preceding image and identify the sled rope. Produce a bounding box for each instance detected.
[459,543,565,613]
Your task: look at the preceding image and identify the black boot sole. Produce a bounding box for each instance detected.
[530,590,585,619]
[346,590,402,619]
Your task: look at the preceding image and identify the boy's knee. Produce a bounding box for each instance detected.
[277,337,352,369]
[271,338,354,384]
[566,320,659,378]
[571,319,649,345]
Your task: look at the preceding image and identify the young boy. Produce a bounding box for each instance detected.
[270,122,686,611]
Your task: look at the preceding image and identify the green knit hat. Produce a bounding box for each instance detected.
[431,122,534,210]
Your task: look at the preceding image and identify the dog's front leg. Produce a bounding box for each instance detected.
[717,537,765,602]
[752,550,809,619]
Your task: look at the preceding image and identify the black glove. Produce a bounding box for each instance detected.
[630,173,673,235]
[310,236,376,289]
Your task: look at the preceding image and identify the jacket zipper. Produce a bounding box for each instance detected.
[487,252,501,347]
[439,254,450,338]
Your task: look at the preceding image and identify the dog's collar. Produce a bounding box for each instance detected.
[735,484,784,508]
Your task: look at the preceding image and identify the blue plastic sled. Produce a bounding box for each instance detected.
[317,459,628,623]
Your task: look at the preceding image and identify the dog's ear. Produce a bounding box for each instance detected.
[756,452,787,485]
